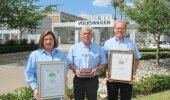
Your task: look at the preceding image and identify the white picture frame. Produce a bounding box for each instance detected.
[109,50,135,83]
[37,61,66,99]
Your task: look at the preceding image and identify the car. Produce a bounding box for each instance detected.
[160,43,170,48]
[149,43,157,48]
[149,43,170,48]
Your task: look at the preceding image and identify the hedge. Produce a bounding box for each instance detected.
[132,75,170,97]
[139,48,170,52]
[140,52,170,60]
[0,45,38,54]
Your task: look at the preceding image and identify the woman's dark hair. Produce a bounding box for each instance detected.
[38,31,58,48]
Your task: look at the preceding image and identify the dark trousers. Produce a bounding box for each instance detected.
[73,76,99,100]
[106,81,133,100]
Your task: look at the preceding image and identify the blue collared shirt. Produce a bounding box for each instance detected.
[104,37,141,60]
[67,42,107,71]
[24,48,65,90]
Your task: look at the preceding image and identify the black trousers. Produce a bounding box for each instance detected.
[73,75,99,100]
[106,81,133,100]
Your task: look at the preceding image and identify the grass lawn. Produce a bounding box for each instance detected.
[132,90,170,100]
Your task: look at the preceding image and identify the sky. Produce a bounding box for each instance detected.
[37,0,132,16]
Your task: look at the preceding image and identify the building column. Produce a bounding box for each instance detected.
[18,33,20,40]
[2,33,4,40]
[93,29,101,45]
[52,24,55,33]
[75,29,80,44]
[127,28,137,42]
[53,27,61,44]
[10,33,12,40]
[129,29,137,41]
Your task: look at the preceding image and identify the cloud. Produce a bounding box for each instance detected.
[78,13,89,16]
[126,2,134,7]
[92,0,112,7]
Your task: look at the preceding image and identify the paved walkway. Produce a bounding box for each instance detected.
[0,61,28,94]
[0,44,74,95]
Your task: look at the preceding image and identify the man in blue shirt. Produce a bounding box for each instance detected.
[67,27,107,100]
[103,21,141,100]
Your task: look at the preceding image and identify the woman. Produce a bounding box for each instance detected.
[24,31,65,100]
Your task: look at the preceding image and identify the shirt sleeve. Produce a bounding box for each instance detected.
[103,42,109,61]
[24,53,37,90]
[60,51,69,77]
[134,43,141,59]
[66,46,74,65]
[99,47,107,65]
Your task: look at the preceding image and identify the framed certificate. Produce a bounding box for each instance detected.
[37,61,66,99]
[108,50,135,83]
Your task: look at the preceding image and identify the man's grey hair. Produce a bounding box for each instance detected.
[80,26,93,34]
[113,20,127,29]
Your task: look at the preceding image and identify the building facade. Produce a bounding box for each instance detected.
[0,29,20,44]
[52,13,139,45]
[0,11,154,46]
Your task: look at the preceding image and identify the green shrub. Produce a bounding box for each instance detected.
[132,75,170,97]
[0,87,33,100]
[139,48,170,52]
[0,93,16,100]
[140,52,156,59]
[66,86,74,99]
[14,87,33,100]
[98,69,106,78]
[20,39,28,45]
[0,86,75,100]
[140,52,170,60]
[4,39,18,46]
[0,44,38,54]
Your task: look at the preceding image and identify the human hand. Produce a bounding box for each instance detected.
[129,75,136,84]
[106,71,110,80]
[33,88,38,100]
[91,68,97,77]
[33,89,43,100]
[75,69,81,77]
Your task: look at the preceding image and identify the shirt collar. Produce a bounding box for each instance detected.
[113,36,125,43]
[81,42,93,49]
[40,48,58,54]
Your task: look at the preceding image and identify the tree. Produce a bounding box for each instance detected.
[0,0,58,39]
[123,0,170,65]
[111,0,125,21]
[119,0,125,20]
[0,0,12,27]
[111,0,119,21]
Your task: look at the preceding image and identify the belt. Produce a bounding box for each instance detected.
[75,75,98,80]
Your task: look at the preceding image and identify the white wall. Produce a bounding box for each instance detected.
[23,16,52,44]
